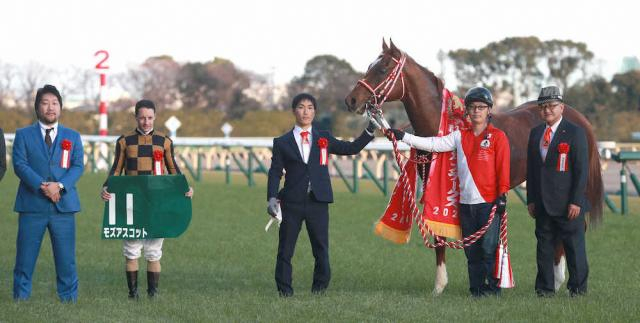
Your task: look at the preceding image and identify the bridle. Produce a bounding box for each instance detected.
[357,52,407,130]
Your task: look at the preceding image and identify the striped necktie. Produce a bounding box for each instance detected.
[45,128,53,148]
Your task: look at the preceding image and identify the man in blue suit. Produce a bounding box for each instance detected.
[267,93,375,297]
[12,84,84,302]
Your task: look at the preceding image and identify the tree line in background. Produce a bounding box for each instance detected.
[0,36,638,140]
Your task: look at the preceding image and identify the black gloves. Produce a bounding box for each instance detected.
[366,121,377,134]
[267,197,279,218]
[495,194,507,215]
[386,128,405,141]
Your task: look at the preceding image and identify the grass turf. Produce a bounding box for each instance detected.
[0,171,638,322]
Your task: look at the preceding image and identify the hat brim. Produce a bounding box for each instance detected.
[537,96,563,105]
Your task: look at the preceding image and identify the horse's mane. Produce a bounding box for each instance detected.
[416,61,445,97]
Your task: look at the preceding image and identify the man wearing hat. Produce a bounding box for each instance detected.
[526,85,589,297]
[386,87,511,297]
[12,84,84,302]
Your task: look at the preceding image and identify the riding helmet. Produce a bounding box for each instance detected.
[464,87,493,107]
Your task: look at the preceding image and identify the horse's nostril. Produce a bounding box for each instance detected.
[350,97,356,106]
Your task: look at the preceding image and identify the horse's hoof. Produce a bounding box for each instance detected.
[554,255,567,291]
[432,263,448,296]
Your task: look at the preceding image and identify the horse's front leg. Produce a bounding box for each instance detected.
[554,241,566,291]
[433,243,448,295]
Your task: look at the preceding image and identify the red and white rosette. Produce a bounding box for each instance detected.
[153,150,164,175]
[60,139,72,168]
[318,138,328,166]
[557,143,570,171]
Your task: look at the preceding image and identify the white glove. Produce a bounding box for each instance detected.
[265,198,282,232]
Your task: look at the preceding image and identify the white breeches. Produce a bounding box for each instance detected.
[123,239,164,261]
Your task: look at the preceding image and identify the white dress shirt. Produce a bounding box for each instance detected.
[293,125,312,164]
[540,117,562,161]
[39,121,58,145]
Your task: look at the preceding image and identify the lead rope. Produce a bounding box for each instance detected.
[361,53,508,249]
[384,129,504,249]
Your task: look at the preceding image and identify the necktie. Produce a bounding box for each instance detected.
[45,128,53,148]
[543,127,552,148]
[300,131,310,163]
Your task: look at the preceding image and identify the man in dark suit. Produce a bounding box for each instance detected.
[12,85,84,302]
[526,86,589,297]
[267,93,375,297]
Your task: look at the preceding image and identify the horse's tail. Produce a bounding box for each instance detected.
[584,122,604,228]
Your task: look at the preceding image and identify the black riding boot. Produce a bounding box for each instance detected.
[147,271,160,298]
[126,271,139,299]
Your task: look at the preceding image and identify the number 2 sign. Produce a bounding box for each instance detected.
[94,50,110,69]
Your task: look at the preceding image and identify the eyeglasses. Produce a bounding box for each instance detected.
[538,102,561,111]
[466,104,490,111]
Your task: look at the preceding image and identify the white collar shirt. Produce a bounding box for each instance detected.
[293,125,312,164]
[39,121,59,145]
[540,116,562,161]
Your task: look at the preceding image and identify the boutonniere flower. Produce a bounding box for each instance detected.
[557,143,570,171]
[318,138,328,166]
[558,143,570,154]
[153,150,164,175]
[60,139,72,168]
[61,139,72,150]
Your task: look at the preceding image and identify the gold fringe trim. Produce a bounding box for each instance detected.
[424,220,462,240]
[374,221,411,244]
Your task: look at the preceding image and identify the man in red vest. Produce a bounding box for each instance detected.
[388,87,511,297]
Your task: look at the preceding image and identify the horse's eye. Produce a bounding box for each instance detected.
[378,67,387,75]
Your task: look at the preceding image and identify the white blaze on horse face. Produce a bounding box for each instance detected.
[367,56,383,73]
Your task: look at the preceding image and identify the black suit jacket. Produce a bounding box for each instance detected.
[267,128,373,203]
[526,118,589,216]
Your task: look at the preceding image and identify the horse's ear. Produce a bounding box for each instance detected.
[389,38,401,56]
[382,38,389,52]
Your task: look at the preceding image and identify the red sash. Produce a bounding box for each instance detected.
[375,88,468,243]
[420,89,468,239]
[374,149,417,244]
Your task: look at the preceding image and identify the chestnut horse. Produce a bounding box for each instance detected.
[345,40,603,294]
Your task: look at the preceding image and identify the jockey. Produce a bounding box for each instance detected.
[387,87,510,297]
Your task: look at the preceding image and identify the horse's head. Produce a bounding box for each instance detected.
[345,39,406,115]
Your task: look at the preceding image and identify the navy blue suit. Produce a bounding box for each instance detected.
[268,128,373,295]
[12,123,84,301]
[527,118,589,295]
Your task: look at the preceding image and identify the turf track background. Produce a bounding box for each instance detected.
[0,171,638,322]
